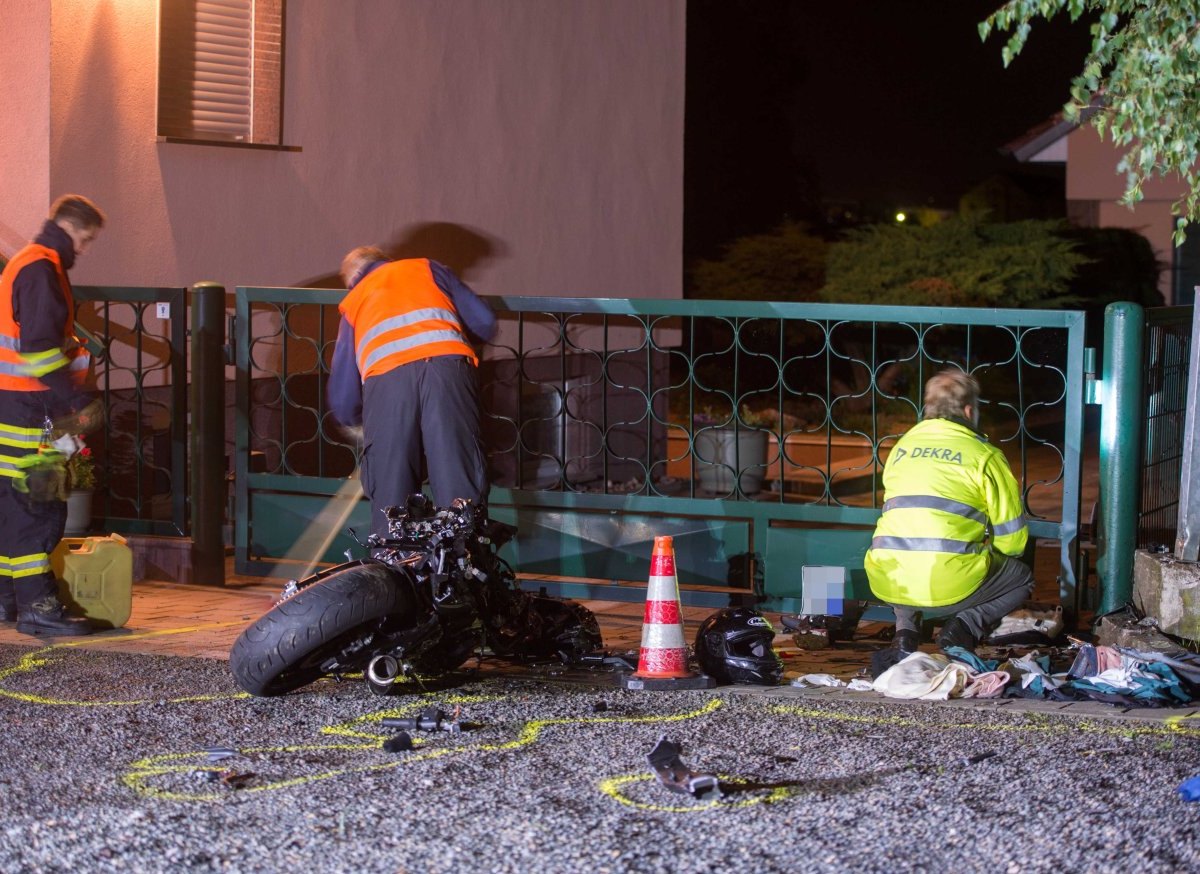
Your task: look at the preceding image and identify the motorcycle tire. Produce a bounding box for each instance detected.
[229,562,410,696]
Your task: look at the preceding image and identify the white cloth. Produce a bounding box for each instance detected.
[790,673,845,688]
[52,433,83,459]
[872,652,973,700]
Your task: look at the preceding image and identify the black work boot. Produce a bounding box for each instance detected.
[0,586,15,623]
[16,595,94,636]
[894,628,920,654]
[936,617,977,653]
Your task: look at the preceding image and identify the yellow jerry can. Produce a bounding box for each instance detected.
[51,534,133,629]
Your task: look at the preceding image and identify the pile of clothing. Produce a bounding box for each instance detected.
[872,643,1200,707]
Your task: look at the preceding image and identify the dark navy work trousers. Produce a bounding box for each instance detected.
[360,355,488,538]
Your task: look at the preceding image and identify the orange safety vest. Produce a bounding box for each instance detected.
[0,243,89,391]
[338,259,477,381]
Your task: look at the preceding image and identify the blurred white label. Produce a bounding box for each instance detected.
[156,302,170,319]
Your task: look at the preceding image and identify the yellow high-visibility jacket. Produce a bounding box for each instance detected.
[865,417,1027,607]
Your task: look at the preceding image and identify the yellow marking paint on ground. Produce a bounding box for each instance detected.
[123,698,725,802]
[772,704,1200,738]
[0,622,249,706]
[598,773,792,812]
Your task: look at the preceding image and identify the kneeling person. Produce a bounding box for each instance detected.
[866,369,1033,654]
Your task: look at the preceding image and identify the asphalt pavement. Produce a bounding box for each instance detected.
[1,640,1199,873]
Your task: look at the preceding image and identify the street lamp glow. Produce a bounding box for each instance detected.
[895,211,907,223]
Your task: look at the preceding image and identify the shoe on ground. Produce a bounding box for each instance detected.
[16,597,94,636]
[894,629,919,654]
[0,601,15,623]
[937,617,977,653]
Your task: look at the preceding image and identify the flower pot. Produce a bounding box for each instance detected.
[694,428,767,495]
[64,489,94,536]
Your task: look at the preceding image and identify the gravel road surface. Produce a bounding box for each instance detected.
[1,641,1198,873]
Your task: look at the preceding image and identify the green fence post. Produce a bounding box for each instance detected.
[190,282,226,586]
[1097,302,1145,614]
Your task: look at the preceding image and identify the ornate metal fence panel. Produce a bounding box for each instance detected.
[234,290,1087,614]
[73,286,189,535]
[1140,307,1193,550]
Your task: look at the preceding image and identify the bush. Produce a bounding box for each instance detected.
[819,215,1087,308]
[690,221,826,301]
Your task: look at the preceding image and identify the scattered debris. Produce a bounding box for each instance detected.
[381,705,462,734]
[646,735,722,800]
[790,673,845,688]
[203,746,238,763]
[963,751,998,766]
[219,771,255,789]
[592,701,609,712]
[383,731,414,753]
[577,652,639,672]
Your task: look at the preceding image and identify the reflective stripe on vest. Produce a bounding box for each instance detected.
[0,244,88,391]
[339,259,476,381]
[870,536,986,555]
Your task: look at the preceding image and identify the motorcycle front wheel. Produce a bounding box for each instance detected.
[229,561,411,696]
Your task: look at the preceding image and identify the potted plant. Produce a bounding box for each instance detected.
[693,403,775,495]
[64,444,96,536]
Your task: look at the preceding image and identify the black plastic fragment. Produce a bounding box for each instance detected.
[383,731,414,752]
[646,735,722,800]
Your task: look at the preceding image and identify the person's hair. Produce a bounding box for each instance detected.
[50,195,105,230]
[922,369,979,421]
[340,246,388,287]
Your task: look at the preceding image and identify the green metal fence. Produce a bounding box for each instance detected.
[1139,307,1193,548]
[1094,302,1193,614]
[234,289,1087,616]
[74,286,189,535]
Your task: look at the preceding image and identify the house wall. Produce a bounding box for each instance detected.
[1066,125,1182,302]
[0,2,52,255]
[4,0,685,301]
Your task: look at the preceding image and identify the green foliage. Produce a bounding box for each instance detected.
[818,216,1087,308]
[982,0,1200,244]
[690,221,826,301]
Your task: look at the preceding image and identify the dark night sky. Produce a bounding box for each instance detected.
[684,1,1096,260]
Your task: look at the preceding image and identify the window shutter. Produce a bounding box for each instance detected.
[158,0,283,145]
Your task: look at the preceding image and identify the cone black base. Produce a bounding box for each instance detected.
[621,673,717,690]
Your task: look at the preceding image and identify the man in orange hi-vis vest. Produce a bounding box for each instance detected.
[0,195,106,636]
[328,247,497,539]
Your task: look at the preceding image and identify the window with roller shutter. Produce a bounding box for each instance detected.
[156,0,289,148]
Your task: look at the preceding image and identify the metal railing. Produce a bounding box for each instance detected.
[74,286,189,535]
[234,289,1088,615]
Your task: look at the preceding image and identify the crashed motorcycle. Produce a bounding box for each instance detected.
[229,495,602,697]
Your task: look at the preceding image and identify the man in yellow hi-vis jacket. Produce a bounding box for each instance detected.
[865,369,1033,654]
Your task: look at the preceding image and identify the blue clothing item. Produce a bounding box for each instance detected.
[1179,775,1200,802]
[327,259,496,427]
[943,647,996,673]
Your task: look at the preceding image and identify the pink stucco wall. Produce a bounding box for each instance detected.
[1066,125,1183,300]
[6,0,685,300]
[0,2,52,255]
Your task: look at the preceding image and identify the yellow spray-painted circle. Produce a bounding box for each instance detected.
[599,773,793,812]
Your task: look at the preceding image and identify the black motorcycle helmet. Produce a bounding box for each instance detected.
[694,608,783,685]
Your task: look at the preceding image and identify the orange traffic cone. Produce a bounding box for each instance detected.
[622,535,716,690]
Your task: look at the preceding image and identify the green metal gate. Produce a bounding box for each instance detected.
[74,285,189,535]
[234,290,1087,616]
